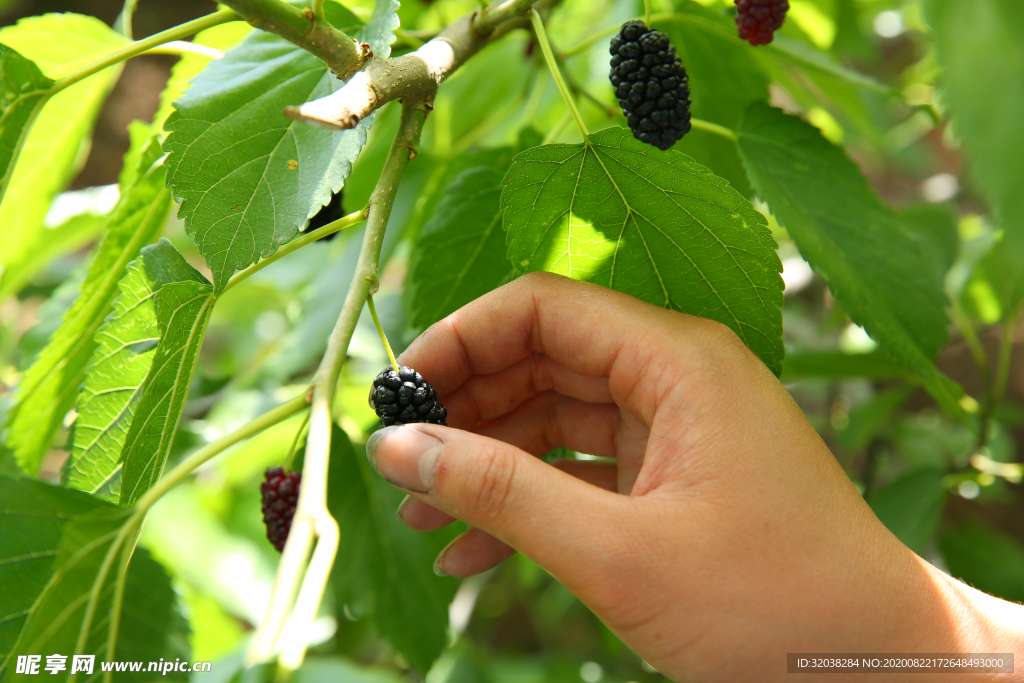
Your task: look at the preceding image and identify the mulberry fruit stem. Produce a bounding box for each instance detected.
[367,294,400,373]
[690,117,738,142]
[643,0,651,27]
[222,207,367,295]
[285,410,311,472]
[528,9,589,140]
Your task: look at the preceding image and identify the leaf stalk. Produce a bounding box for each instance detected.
[529,10,588,140]
[52,9,240,93]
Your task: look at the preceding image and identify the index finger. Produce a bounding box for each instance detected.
[398,271,722,422]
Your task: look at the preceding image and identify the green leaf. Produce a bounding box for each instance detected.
[0,43,54,204]
[406,167,513,329]
[69,240,211,502]
[0,477,190,677]
[359,0,400,57]
[736,104,957,408]
[762,35,890,96]
[940,521,1024,604]
[868,469,947,553]
[119,241,214,507]
[151,21,253,133]
[163,31,373,295]
[662,7,769,197]
[500,126,785,375]
[5,141,170,475]
[898,203,959,282]
[326,427,459,672]
[781,350,908,380]
[0,14,126,274]
[836,386,912,452]
[0,477,101,658]
[926,0,1024,314]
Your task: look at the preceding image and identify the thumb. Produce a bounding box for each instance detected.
[365,423,633,588]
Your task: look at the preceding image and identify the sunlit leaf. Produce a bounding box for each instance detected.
[119,241,214,507]
[0,14,126,274]
[0,43,53,204]
[501,126,784,375]
[70,240,212,503]
[163,0,398,294]
[5,141,170,475]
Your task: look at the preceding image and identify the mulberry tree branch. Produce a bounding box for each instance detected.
[284,0,547,131]
[219,0,369,79]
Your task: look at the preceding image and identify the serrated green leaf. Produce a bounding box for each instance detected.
[940,521,1024,604]
[0,14,126,274]
[69,240,210,503]
[0,477,190,678]
[152,22,253,134]
[326,427,458,672]
[0,43,54,204]
[359,0,400,58]
[406,167,513,329]
[163,31,373,295]
[868,468,946,554]
[119,241,214,507]
[736,104,957,407]
[926,0,1024,315]
[500,126,784,375]
[5,141,170,475]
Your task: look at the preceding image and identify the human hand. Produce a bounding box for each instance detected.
[365,272,1024,682]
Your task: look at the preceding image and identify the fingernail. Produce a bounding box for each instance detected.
[365,425,442,493]
[395,495,412,522]
[433,539,455,577]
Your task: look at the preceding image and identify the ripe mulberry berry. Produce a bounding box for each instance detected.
[609,21,691,151]
[308,189,344,241]
[735,0,789,46]
[369,365,447,428]
[261,466,300,552]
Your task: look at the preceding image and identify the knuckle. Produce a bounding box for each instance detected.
[468,444,518,525]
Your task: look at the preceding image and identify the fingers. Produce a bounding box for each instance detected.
[426,461,622,578]
[366,423,635,587]
[399,271,725,424]
[435,527,516,578]
[441,353,612,429]
[398,458,619,534]
[472,392,621,458]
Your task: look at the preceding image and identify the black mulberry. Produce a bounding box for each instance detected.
[609,21,691,151]
[369,365,447,428]
[261,466,301,552]
[308,189,344,241]
[735,0,789,46]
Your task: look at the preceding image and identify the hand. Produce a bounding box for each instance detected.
[365,272,1024,682]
